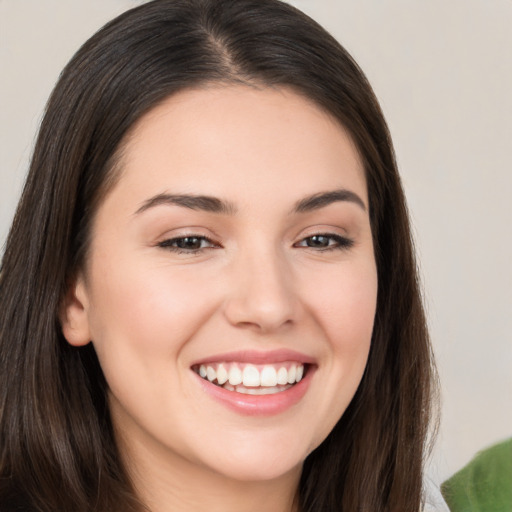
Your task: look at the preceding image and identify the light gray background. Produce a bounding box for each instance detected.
[1,0,511,484]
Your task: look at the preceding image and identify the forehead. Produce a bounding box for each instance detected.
[107,85,367,210]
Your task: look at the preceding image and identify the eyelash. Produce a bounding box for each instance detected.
[293,233,354,251]
[157,235,219,254]
[157,233,353,254]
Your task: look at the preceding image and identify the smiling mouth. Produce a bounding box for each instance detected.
[192,362,306,395]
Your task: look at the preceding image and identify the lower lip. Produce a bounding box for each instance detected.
[193,368,314,416]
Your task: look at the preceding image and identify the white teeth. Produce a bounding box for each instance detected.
[228,365,243,386]
[276,367,288,385]
[260,366,277,387]
[287,365,296,384]
[242,365,260,387]
[216,363,228,385]
[206,366,216,382]
[236,385,289,395]
[196,362,306,389]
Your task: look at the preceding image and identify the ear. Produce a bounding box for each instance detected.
[59,274,92,346]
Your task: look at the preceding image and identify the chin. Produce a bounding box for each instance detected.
[209,454,303,483]
[192,430,314,484]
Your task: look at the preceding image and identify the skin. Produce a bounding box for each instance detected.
[62,85,378,512]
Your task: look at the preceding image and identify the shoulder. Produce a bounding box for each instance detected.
[441,437,512,511]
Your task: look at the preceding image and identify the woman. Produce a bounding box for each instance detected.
[0,0,438,510]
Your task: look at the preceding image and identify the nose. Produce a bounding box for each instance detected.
[223,246,300,333]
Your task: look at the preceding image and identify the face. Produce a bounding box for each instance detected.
[63,85,377,486]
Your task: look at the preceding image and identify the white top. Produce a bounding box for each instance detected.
[423,477,450,512]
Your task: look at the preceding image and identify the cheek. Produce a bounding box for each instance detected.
[85,256,221,364]
[296,259,377,449]
[83,259,225,434]
[304,259,378,350]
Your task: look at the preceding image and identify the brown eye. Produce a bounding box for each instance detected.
[158,236,217,252]
[295,234,354,251]
[175,237,204,250]
[305,235,331,248]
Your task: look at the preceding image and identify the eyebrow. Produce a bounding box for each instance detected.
[292,189,367,213]
[135,188,366,216]
[135,193,237,215]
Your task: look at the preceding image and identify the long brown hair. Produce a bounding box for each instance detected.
[0,1,437,510]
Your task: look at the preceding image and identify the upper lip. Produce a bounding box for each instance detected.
[190,349,316,367]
